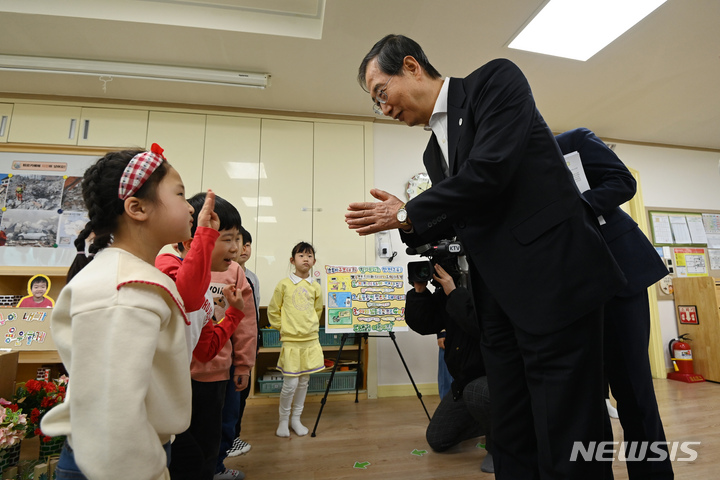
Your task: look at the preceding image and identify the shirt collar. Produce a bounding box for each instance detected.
[289,271,312,285]
[425,77,451,131]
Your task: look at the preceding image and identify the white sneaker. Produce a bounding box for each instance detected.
[213,468,245,480]
[226,437,252,457]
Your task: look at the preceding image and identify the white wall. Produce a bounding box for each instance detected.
[371,122,720,386]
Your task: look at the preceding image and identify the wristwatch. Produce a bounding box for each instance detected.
[396,204,410,227]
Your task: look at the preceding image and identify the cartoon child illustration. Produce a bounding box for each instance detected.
[16,274,55,308]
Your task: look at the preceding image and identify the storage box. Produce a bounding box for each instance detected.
[308,370,357,392]
[318,327,354,346]
[260,328,280,348]
[257,378,283,394]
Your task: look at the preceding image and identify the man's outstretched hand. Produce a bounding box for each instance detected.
[345,188,407,236]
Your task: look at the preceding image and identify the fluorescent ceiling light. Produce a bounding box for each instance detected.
[508,0,667,61]
[257,216,277,223]
[0,55,270,88]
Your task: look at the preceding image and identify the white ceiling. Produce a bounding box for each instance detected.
[0,0,718,150]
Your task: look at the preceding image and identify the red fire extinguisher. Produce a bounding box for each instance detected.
[667,334,704,383]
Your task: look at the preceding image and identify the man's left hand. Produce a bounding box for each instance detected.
[345,188,406,236]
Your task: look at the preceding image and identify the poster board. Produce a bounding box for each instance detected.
[1,307,57,351]
[0,148,103,268]
[325,265,407,334]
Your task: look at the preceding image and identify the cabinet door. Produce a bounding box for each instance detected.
[255,119,314,303]
[313,122,367,274]
[146,111,206,195]
[0,103,12,143]
[8,104,81,145]
[77,107,148,148]
[202,115,262,270]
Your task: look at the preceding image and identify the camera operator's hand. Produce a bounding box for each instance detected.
[433,264,457,296]
[412,281,428,293]
[346,188,410,235]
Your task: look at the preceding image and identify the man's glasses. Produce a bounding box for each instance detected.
[372,76,393,115]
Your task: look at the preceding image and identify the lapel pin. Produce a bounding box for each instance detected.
[459,118,463,126]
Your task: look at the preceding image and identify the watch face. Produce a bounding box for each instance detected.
[406,172,431,200]
[397,209,408,222]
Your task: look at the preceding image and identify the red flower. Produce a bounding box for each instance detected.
[40,397,57,408]
[25,379,42,394]
[7,403,19,412]
[43,383,57,394]
[30,408,41,424]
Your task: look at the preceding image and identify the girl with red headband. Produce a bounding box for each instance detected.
[41,144,197,480]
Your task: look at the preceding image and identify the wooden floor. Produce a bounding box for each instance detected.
[225,379,720,479]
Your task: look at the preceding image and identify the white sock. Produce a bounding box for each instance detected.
[276,418,290,437]
[291,415,308,436]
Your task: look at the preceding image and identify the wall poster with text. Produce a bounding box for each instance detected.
[325,265,407,334]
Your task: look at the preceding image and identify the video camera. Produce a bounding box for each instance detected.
[407,239,466,286]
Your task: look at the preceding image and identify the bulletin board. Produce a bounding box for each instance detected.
[0,145,105,268]
[647,206,720,298]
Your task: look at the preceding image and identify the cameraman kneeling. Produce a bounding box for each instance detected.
[405,263,493,474]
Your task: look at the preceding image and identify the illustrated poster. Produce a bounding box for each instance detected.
[325,265,407,334]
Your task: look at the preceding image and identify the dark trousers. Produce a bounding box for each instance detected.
[474,272,605,480]
[426,376,491,453]
[169,379,226,480]
[604,290,673,480]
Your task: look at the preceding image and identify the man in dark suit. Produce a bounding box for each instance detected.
[346,34,626,479]
[556,128,673,479]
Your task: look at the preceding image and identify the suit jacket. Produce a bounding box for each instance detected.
[402,59,626,335]
[555,128,668,297]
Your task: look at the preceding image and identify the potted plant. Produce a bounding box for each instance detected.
[13,375,68,460]
[0,398,28,472]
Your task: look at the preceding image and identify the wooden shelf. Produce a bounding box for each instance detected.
[258,344,359,354]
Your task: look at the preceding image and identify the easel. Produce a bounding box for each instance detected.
[311,331,431,437]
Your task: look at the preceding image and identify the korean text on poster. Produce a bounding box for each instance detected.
[325,265,407,334]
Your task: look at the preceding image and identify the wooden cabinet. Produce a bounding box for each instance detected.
[672,276,720,382]
[255,119,314,302]
[146,111,206,195]
[201,115,261,247]
[7,103,148,147]
[77,107,148,148]
[8,104,82,145]
[0,103,13,143]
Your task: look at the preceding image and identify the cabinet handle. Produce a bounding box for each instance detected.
[68,118,77,139]
[0,116,7,137]
[301,207,323,212]
[82,119,90,140]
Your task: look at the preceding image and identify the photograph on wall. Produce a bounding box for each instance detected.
[4,174,65,211]
[0,209,58,247]
[325,265,407,334]
[61,176,85,212]
[57,211,89,248]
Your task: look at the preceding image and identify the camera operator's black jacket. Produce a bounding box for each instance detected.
[405,286,485,399]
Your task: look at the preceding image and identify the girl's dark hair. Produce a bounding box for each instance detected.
[291,241,315,257]
[357,34,441,91]
[67,149,169,282]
